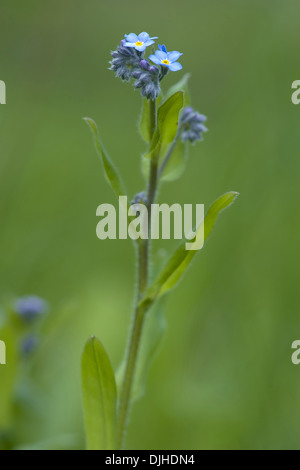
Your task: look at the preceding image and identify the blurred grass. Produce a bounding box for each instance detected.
[0,0,300,449]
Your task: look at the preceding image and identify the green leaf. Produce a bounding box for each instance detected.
[81,336,117,450]
[160,139,189,182]
[163,73,191,107]
[145,91,184,159]
[157,91,184,144]
[140,191,239,307]
[155,75,192,182]
[83,117,128,200]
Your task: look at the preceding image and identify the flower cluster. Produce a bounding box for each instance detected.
[132,60,160,100]
[109,34,207,141]
[110,32,183,100]
[180,107,208,143]
[109,43,141,82]
[131,191,148,207]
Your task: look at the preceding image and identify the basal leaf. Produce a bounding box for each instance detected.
[84,117,127,200]
[81,336,117,450]
[140,191,239,307]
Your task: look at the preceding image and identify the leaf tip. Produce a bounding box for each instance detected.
[232,191,240,201]
[83,117,97,132]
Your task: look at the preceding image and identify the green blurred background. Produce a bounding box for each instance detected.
[0,0,300,450]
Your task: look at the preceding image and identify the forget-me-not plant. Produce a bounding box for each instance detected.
[82,31,239,450]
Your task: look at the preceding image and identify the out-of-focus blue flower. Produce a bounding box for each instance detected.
[20,335,39,356]
[132,60,160,100]
[149,44,183,72]
[15,296,48,322]
[180,107,208,143]
[124,32,158,52]
[131,191,148,207]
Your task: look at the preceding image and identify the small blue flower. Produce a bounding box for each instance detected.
[124,32,158,52]
[15,295,48,322]
[149,44,183,72]
[20,335,39,356]
[131,191,148,207]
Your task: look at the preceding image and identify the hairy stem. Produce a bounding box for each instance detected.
[117,98,158,449]
[158,125,182,177]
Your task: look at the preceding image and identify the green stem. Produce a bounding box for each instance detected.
[117,99,158,449]
[116,302,147,449]
[158,125,182,177]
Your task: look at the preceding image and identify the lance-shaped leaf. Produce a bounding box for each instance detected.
[81,336,117,450]
[145,91,184,160]
[139,191,239,308]
[83,117,127,200]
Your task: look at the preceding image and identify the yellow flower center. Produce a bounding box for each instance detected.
[135,41,143,47]
[162,59,170,65]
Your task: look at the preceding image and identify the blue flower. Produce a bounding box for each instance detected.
[14,295,48,322]
[20,335,39,356]
[180,107,208,143]
[124,32,158,52]
[149,44,183,72]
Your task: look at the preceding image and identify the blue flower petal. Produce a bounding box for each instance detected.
[167,51,183,62]
[149,54,161,65]
[155,50,167,61]
[138,32,150,42]
[135,44,147,52]
[168,61,182,72]
[158,44,167,53]
[144,40,155,47]
[124,42,136,48]
[125,33,138,43]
